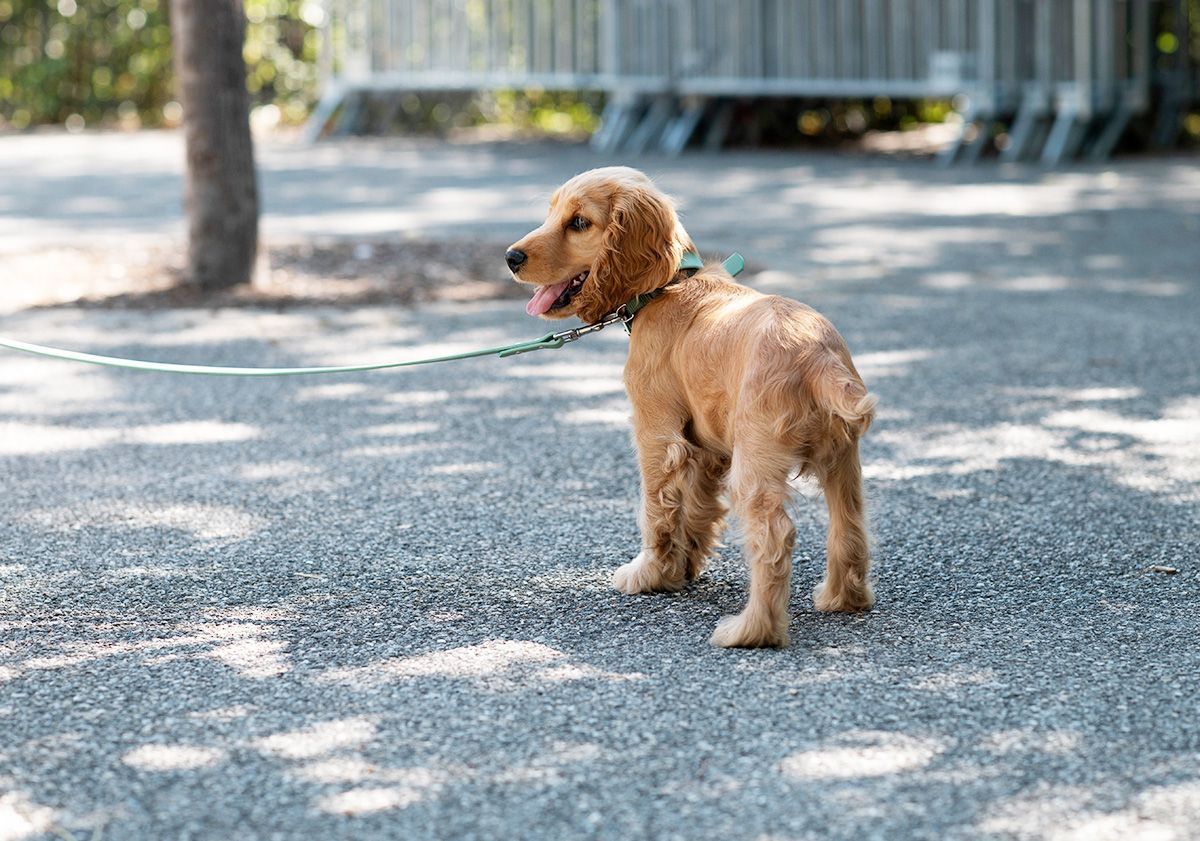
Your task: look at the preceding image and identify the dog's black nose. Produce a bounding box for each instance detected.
[505,249,527,273]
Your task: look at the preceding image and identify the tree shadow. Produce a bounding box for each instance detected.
[2,170,1199,836]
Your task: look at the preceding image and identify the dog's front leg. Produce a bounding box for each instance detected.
[611,422,694,594]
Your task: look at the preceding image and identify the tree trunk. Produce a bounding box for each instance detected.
[169,0,259,290]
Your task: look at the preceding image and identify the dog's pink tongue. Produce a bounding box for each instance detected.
[526,280,571,316]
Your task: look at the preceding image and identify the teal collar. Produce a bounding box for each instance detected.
[618,252,744,332]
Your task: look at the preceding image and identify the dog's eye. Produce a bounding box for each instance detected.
[568,216,590,231]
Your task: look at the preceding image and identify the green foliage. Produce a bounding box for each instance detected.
[0,0,318,129]
[1,0,1196,135]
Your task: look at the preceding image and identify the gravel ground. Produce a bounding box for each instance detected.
[1,133,1199,841]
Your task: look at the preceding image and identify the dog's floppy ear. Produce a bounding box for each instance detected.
[574,184,684,324]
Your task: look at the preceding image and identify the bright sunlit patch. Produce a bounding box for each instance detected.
[780,732,942,780]
[0,420,257,456]
[294,382,372,401]
[236,461,320,481]
[998,274,1072,292]
[316,782,436,815]
[255,717,377,760]
[188,705,255,722]
[383,390,450,406]
[22,502,265,543]
[295,760,456,797]
[360,422,439,437]
[188,622,291,679]
[342,442,448,459]
[1003,386,1142,402]
[505,361,625,397]
[0,422,117,456]
[981,780,1200,840]
[127,421,259,445]
[427,461,502,475]
[873,390,1200,498]
[921,271,975,290]
[911,667,999,691]
[980,728,1081,756]
[318,639,641,690]
[0,792,56,841]
[560,404,630,428]
[851,348,936,380]
[322,640,561,685]
[122,744,225,771]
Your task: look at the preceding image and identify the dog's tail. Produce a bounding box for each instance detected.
[818,372,877,442]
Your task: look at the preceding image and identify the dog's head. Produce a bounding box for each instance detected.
[506,167,694,323]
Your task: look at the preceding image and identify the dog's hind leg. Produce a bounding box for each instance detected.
[812,440,875,613]
[710,442,795,648]
[679,446,728,581]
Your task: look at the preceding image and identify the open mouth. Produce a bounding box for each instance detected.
[525,270,588,316]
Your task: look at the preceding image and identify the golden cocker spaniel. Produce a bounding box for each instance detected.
[507,166,876,648]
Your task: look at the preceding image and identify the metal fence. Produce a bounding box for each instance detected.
[311,0,1196,163]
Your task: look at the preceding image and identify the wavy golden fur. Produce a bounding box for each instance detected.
[509,167,876,647]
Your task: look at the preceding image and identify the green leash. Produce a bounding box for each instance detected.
[0,253,743,377]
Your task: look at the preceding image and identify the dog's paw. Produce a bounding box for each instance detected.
[812,578,876,613]
[709,611,788,648]
[611,553,682,594]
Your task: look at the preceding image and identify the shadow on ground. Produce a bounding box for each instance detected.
[2,145,1199,840]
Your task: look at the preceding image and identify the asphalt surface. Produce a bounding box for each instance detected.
[2,133,1200,840]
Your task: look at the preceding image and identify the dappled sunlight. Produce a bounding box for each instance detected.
[996,275,1185,297]
[255,718,378,760]
[294,382,374,401]
[341,441,451,460]
[359,421,440,438]
[504,360,626,397]
[297,741,607,816]
[911,667,1001,692]
[226,459,342,500]
[1004,386,1143,403]
[979,728,1082,757]
[0,419,259,456]
[851,348,937,380]
[0,363,133,418]
[999,274,1073,292]
[175,621,292,679]
[382,390,451,406]
[235,460,322,481]
[0,791,58,841]
[980,779,1200,840]
[13,614,292,682]
[559,402,631,429]
[318,640,646,690]
[0,146,1195,837]
[427,461,503,475]
[812,224,1012,272]
[125,421,260,445]
[188,705,255,722]
[1043,400,1200,497]
[780,731,944,780]
[122,744,226,771]
[21,500,265,543]
[870,391,1200,500]
[315,777,448,816]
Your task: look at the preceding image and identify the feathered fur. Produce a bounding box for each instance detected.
[508,166,877,647]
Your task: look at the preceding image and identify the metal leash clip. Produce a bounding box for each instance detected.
[552,312,624,345]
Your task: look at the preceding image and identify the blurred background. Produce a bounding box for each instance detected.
[2,0,1197,157]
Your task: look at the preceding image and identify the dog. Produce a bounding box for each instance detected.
[507,167,876,648]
